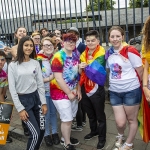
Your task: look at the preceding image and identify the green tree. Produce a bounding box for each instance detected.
[86,0,116,11]
[129,0,149,8]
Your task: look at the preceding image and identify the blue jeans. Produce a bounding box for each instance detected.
[44,96,58,136]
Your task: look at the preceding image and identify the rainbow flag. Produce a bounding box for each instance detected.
[80,45,106,97]
[138,92,150,143]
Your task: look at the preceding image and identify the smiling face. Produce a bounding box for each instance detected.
[42,40,54,55]
[86,36,99,51]
[23,40,34,57]
[109,29,124,50]
[64,40,76,51]
[15,27,27,40]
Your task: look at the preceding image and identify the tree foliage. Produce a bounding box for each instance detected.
[86,0,116,11]
[129,0,149,8]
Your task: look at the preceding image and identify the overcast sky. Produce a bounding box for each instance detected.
[0,0,129,19]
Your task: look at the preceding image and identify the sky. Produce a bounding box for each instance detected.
[0,0,129,19]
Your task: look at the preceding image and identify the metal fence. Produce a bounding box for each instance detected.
[0,0,150,46]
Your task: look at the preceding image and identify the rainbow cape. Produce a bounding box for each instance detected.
[138,47,150,143]
[80,45,106,97]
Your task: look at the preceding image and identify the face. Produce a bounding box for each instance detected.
[23,40,34,56]
[32,35,40,45]
[0,56,6,69]
[15,28,27,40]
[109,30,124,49]
[55,30,61,37]
[64,40,76,51]
[42,40,54,55]
[42,30,48,37]
[86,36,99,51]
[51,36,57,44]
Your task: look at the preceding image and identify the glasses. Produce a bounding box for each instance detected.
[66,41,76,45]
[43,44,54,48]
[34,38,40,40]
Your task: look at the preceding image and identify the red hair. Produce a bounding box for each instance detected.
[63,33,77,42]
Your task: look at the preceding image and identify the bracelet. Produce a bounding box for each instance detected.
[143,85,148,87]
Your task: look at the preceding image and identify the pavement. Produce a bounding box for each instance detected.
[4,90,150,150]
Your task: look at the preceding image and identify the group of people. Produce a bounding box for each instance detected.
[0,16,150,150]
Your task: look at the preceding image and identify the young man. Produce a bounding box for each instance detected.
[40,28,50,38]
[79,30,106,150]
[0,50,12,143]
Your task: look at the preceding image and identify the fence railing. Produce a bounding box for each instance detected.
[0,0,150,46]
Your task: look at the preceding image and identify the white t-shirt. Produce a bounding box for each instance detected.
[106,51,142,92]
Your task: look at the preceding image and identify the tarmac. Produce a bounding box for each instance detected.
[5,90,150,150]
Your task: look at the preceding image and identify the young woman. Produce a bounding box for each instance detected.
[37,37,60,146]
[8,36,47,150]
[50,33,81,150]
[106,26,143,150]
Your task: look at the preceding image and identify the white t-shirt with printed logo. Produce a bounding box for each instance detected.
[106,51,142,92]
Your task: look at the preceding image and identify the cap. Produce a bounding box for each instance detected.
[67,27,79,35]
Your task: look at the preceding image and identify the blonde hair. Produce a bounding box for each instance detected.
[31,32,40,38]
[142,16,150,52]
[41,37,53,46]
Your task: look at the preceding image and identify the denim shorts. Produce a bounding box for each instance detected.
[109,87,142,106]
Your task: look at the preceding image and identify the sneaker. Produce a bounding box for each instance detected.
[115,134,125,148]
[97,140,105,150]
[4,95,7,100]
[63,144,76,150]
[72,120,77,127]
[44,135,53,146]
[71,126,83,131]
[84,133,98,140]
[6,135,12,143]
[60,137,79,146]
[82,121,86,127]
[52,133,60,145]
[113,143,134,150]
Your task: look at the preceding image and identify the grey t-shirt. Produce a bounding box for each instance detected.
[8,59,46,112]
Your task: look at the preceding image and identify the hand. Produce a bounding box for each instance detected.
[77,89,82,101]
[4,46,11,55]
[79,62,87,69]
[19,110,29,121]
[67,92,76,101]
[143,87,150,102]
[42,104,47,115]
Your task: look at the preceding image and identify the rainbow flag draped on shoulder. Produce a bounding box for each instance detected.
[80,45,106,97]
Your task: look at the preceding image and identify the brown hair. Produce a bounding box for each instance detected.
[108,26,124,38]
[41,37,53,46]
[142,16,150,52]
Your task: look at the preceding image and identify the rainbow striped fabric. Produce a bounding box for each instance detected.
[80,45,106,97]
[138,47,150,143]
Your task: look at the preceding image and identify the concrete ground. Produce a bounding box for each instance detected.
[3,90,150,150]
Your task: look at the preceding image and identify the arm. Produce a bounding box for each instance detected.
[43,74,54,83]
[36,62,47,114]
[143,60,150,102]
[54,72,76,100]
[8,63,25,112]
[135,66,143,81]
[76,82,82,101]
